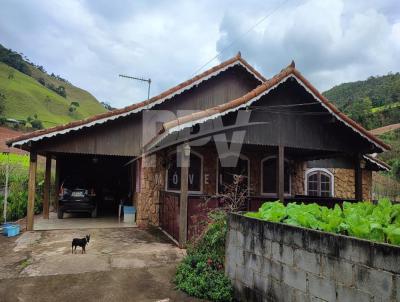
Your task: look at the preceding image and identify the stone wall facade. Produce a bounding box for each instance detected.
[226,213,400,302]
[136,146,374,228]
[135,153,165,228]
[298,166,373,200]
[332,168,372,200]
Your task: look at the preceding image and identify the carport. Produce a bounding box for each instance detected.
[26,151,137,230]
[6,112,144,231]
[57,153,132,217]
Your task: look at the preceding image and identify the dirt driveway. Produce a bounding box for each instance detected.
[0,227,202,302]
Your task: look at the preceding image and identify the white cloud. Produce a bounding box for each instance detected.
[217,0,400,90]
[0,0,399,107]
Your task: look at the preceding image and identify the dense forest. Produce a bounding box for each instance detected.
[323,73,400,130]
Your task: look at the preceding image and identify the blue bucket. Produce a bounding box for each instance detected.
[2,223,13,235]
[4,224,20,237]
[123,206,136,214]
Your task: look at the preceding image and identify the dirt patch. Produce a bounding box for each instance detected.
[0,227,200,302]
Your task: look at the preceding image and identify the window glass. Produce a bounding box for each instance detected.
[166,152,202,192]
[262,158,290,194]
[218,156,249,194]
[307,171,332,197]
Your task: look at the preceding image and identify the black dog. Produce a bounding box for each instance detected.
[72,235,90,254]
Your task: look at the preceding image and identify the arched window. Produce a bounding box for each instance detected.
[261,157,290,195]
[166,151,203,193]
[305,169,334,197]
[217,154,249,194]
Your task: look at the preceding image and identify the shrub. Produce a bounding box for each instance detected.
[175,210,233,302]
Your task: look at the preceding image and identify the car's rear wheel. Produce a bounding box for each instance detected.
[57,209,64,219]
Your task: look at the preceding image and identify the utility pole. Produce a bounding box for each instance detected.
[119,74,151,100]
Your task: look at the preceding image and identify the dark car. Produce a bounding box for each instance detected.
[58,176,96,219]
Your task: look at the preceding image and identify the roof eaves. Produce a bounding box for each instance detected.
[157,63,390,152]
[364,155,391,171]
[8,53,265,147]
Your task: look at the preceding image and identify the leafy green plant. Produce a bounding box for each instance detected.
[0,155,44,223]
[245,199,400,246]
[175,210,233,302]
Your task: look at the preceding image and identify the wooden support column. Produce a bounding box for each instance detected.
[277,145,285,202]
[53,158,60,210]
[131,161,136,206]
[27,152,37,231]
[179,143,190,247]
[355,155,363,201]
[43,154,51,219]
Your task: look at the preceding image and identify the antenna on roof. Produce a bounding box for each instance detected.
[119,74,151,100]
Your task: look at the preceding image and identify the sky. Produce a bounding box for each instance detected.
[1,0,399,108]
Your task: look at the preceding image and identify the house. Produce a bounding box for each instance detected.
[7,53,390,246]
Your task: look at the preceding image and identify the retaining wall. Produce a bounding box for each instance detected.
[226,213,400,301]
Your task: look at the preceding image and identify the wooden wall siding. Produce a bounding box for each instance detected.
[158,80,375,154]
[35,114,143,156]
[156,66,259,113]
[34,66,259,156]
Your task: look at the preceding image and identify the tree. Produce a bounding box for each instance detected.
[347,97,373,129]
[30,119,43,130]
[68,101,79,115]
[7,69,14,80]
[38,78,46,86]
[101,102,115,111]
[26,114,43,130]
[56,85,66,98]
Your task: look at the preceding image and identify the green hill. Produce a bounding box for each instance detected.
[0,45,107,128]
[323,73,400,131]
[323,73,400,109]
[323,73,400,182]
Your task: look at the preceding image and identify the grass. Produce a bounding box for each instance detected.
[371,102,400,113]
[0,62,107,128]
[0,153,29,168]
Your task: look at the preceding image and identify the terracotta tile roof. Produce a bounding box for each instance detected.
[160,61,390,152]
[7,53,265,147]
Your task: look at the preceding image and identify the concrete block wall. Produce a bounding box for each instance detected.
[226,213,400,302]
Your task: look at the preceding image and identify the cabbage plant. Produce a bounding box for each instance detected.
[244,199,400,246]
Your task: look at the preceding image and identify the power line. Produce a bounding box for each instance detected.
[191,0,291,76]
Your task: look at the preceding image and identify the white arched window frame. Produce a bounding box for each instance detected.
[216,153,250,194]
[165,150,203,194]
[305,168,334,197]
[260,156,292,197]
